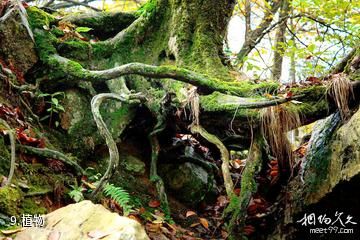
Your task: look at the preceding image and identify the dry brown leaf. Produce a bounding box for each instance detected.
[148,199,161,208]
[0,228,23,235]
[189,222,200,228]
[199,218,209,229]
[185,211,197,217]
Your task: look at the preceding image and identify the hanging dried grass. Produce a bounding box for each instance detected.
[260,105,301,172]
[327,73,354,120]
[186,86,200,125]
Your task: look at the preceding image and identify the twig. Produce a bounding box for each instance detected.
[18,145,86,176]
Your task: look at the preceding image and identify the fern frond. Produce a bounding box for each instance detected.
[103,183,133,216]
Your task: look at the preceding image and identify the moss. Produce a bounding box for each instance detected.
[33,30,58,62]
[0,136,10,177]
[21,198,47,215]
[304,113,342,193]
[0,187,23,216]
[27,6,55,30]
[57,39,92,62]
[200,92,259,118]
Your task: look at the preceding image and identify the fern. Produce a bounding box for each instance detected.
[103,184,133,216]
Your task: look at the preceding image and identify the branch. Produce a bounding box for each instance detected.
[56,0,101,11]
[237,0,283,62]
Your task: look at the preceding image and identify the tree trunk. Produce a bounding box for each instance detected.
[271,0,290,80]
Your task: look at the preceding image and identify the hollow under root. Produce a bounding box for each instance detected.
[190,124,234,198]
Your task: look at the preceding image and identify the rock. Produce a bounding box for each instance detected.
[0,186,23,216]
[160,162,217,206]
[123,155,146,175]
[59,88,136,159]
[288,109,360,214]
[0,8,38,78]
[15,200,149,240]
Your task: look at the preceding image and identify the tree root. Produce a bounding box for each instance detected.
[18,145,85,176]
[227,135,263,240]
[49,54,280,97]
[190,124,234,198]
[90,92,144,197]
[149,114,171,220]
[0,119,16,187]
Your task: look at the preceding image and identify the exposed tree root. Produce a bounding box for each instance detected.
[227,135,263,240]
[190,124,234,198]
[0,119,16,187]
[90,92,144,197]
[149,113,171,219]
[18,145,85,176]
[49,54,280,97]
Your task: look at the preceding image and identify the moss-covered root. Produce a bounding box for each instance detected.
[227,135,263,240]
[148,116,171,220]
[190,124,234,198]
[18,145,85,176]
[0,119,16,187]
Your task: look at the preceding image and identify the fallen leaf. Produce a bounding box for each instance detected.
[190,222,200,228]
[185,211,197,217]
[243,225,255,235]
[199,218,209,229]
[148,199,161,208]
[1,228,23,235]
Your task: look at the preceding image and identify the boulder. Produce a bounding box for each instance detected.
[0,7,38,78]
[160,162,217,206]
[15,200,149,240]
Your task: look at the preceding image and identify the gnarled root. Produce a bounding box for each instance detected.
[90,92,144,197]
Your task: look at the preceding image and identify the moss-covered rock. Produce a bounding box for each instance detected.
[288,109,360,215]
[0,186,23,216]
[159,162,215,206]
[0,8,38,78]
[123,155,146,175]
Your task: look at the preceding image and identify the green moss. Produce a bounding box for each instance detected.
[57,39,92,62]
[0,136,10,177]
[304,113,341,193]
[33,30,58,62]
[21,198,47,215]
[27,6,55,30]
[0,187,23,216]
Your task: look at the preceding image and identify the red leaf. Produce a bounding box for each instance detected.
[148,199,161,208]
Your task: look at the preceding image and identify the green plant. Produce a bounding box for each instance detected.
[68,185,85,203]
[103,184,133,216]
[38,92,65,127]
